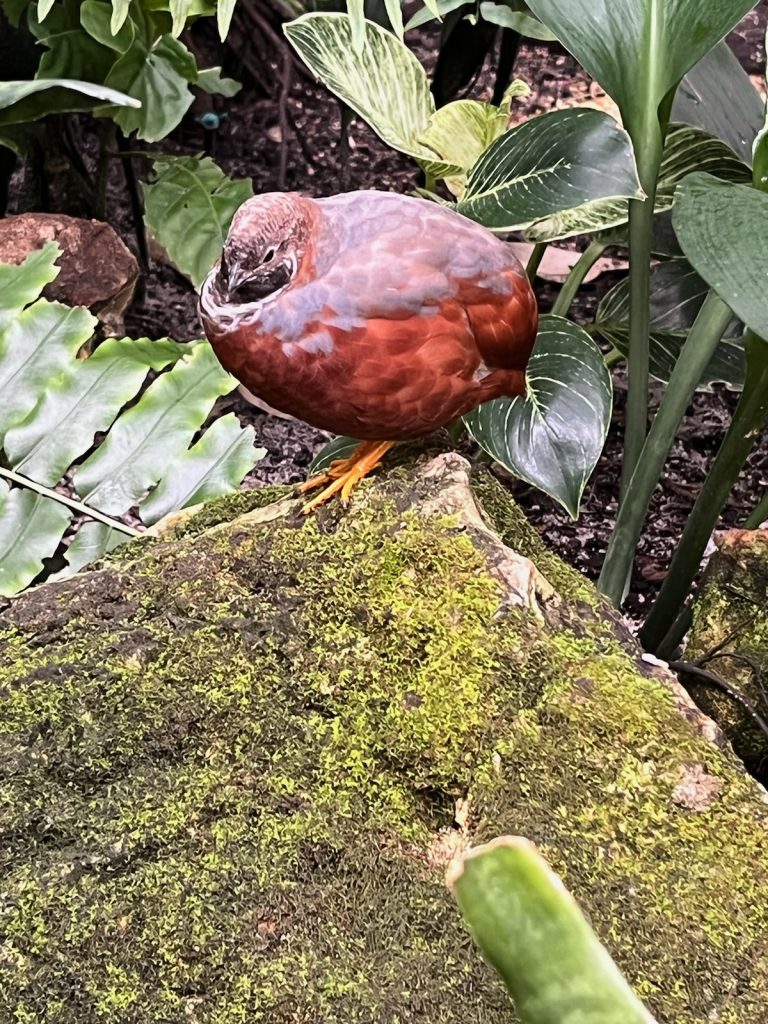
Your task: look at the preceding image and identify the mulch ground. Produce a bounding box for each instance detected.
[7,4,768,622]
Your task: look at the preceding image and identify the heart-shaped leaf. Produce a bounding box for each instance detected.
[673,174,768,341]
[285,12,436,161]
[142,155,254,286]
[478,3,556,40]
[457,107,641,232]
[526,0,757,142]
[595,260,745,391]
[463,315,612,517]
[104,35,195,141]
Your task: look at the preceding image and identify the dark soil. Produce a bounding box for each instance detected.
[7,5,768,624]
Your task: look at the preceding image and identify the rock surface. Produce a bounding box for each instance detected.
[1,451,767,1024]
[0,213,138,334]
[687,527,768,782]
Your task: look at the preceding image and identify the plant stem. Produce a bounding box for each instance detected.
[621,133,664,498]
[550,241,607,318]
[640,332,768,652]
[0,467,142,537]
[744,490,768,529]
[525,242,547,282]
[598,291,734,605]
[603,347,624,369]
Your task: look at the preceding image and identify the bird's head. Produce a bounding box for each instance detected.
[200,192,314,318]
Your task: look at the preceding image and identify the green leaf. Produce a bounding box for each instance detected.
[595,260,745,391]
[285,12,436,161]
[753,28,768,191]
[526,0,757,142]
[0,77,140,122]
[0,242,60,330]
[463,315,612,517]
[449,837,652,1024]
[110,0,132,34]
[142,155,253,287]
[526,122,751,244]
[37,0,56,19]
[673,41,765,163]
[404,0,467,31]
[74,342,238,514]
[4,336,186,485]
[104,36,194,141]
[478,2,555,40]
[673,174,768,342]
[417,98,508,186]
[309,435,360,474]
[169,0,193,35]
[196,66,241,97]
[456,107,641,233]
[0,482,71,597]
[217,0,236,39]
[0,301,97,437]
[36,28,117,81]
[52,520,130,579]
[139,413,264,524]
[81,0,136,51]
[382,0,404,39]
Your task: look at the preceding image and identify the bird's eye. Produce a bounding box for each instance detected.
[262,247,276,264]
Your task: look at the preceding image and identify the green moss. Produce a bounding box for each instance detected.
[0,456,767,1023]
[687,534,768,778]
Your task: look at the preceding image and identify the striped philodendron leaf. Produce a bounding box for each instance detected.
[456,107,642,232]
[526,123,751,243]
[285,12,437,161]
[463,315,612,518]
[596,259,745,391]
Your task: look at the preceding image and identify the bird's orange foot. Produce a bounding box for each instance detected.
[298,440,395,515]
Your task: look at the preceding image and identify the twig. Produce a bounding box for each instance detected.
[0,467,142,538]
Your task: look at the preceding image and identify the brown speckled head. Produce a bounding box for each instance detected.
[206,192,318,311]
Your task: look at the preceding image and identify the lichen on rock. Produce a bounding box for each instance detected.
[1,452,767,1023]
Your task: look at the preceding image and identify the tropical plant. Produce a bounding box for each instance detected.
[0,0,241,147]
[0,242,263,597]
[278,4,768,654]
[449,837,654,1024]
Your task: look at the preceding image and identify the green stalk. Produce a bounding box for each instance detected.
[598,291,734,605]
[640,332,768,652]
[744,490,768,529]
[550,241,607,319]
[604,347,624,370]
[526,242,547,282]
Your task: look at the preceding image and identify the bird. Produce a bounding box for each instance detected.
[199,189,538,514]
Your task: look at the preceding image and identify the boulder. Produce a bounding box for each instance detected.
[1,451,767,1023]
[0,213,138,335]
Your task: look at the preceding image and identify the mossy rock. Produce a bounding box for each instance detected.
[1,453,767,1024]
[687,528,768,782]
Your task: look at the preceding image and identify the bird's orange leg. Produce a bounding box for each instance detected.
[298,440,396,515]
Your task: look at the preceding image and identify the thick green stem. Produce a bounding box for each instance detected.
[744,490,768,529]
[526,242,547,282]
[640,333,768,652]
[598,291,734,606]
[604,347,624,370]
[621,133,664,498]
[550,241,606,319]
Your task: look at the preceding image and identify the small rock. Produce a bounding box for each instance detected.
[0,212,138,335]
[672,764,723,812]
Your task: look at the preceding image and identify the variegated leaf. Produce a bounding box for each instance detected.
[457,108,641,233]
[285,12,436,161]
[525,123,750,243]
[595,260,745,391]
[463,316,612,517]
